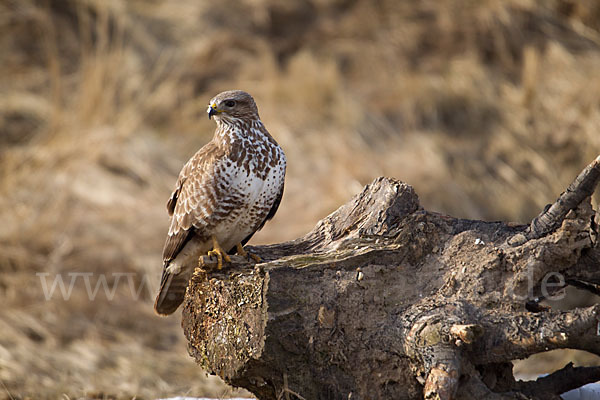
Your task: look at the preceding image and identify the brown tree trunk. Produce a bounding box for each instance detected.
[182,156,600,400]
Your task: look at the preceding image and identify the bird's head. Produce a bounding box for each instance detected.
[207,90,259,124]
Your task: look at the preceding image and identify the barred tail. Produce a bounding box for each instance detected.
[154,265,191,315]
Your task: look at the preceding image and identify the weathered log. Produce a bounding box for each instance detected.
[182,156,600,400]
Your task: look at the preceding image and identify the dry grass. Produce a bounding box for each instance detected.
[1,0,600,398]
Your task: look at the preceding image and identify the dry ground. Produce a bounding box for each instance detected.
[1,0,600,398]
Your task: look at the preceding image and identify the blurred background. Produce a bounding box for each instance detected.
[1,0,600,398]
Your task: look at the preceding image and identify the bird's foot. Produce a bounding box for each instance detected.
[207,249,230,269]
[236,243,262,263]
[207,236,231,270]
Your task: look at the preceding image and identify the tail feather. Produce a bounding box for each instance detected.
[154,266,192,315]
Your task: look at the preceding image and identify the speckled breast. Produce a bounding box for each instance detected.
[212,129,286,251]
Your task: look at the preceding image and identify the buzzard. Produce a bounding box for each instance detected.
[154,90,286,315]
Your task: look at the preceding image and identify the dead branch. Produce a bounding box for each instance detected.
[526,155,600,240]
[182,156,600,400]
[514,363,600,398]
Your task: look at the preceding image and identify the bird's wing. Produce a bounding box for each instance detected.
[162,142,223,265]
[155,141,231,315]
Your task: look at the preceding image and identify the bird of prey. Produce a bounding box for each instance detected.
[154,90,286,315]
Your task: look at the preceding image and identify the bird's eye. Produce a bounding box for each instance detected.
[224,100,236,108]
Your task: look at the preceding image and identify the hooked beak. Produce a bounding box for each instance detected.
[207,103,218,119]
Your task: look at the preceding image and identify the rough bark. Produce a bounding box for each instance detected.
[182,155,600,400]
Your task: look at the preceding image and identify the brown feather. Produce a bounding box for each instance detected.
[161,142,224,264]
[162,229,194,265]
[155,90,286,316]
[154,265,193,315]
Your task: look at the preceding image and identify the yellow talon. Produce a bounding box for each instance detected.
[236,243,262,263]
[207,236,231,270]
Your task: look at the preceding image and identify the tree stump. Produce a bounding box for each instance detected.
[182,156,600,400]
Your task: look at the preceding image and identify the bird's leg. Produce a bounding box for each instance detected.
[206,236,231,270]
[236,243,262,263]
